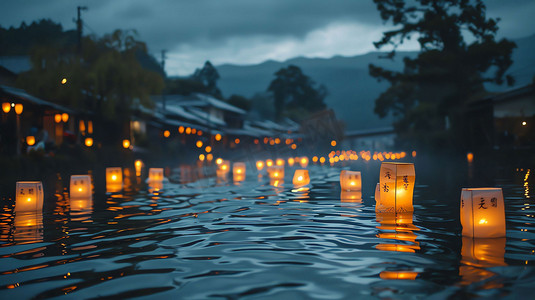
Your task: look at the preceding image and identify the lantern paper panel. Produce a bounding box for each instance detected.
[460,188,506,238]
[149,168,164,182]
[267,166,285,180]
[70,175,92,199]
[377,162,415,213]
[106,167,123,193]
[15,181,44,212]
[292,169,310,187]
[14,211,43,243]
[340,170,362,191]
[233,162,246,178]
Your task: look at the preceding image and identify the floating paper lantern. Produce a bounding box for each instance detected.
[266,159,274,167]
[267,166,284,180]
[135,159,143,177]
[292,169,310,187]
[233,162,246,178]
[460,188,505,238]
[219,160,231,173]
[340,191,362,202]
[26,136,36,146]
[106,167,123,193]
[276,158,285,167]
[299,157,309,168]
[15,181,44,212]
[288,157,295,167]
[70,175,92,199]
[340,170,362,191]
[122,139,131,149]
[149,168,164,182]
[85,137,93,147]
[376,162,415,213]
[256,160,264,171]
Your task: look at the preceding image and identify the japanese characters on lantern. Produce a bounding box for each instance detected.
[15,181,44,212]
[460,188,506,238]
[376,162,415,213]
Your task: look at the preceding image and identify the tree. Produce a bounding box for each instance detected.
[226,94,251,111]
[267,65,327,121]
[192,61,222,99]
[370,0,516,151]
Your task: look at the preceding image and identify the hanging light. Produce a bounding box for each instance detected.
[61,113,69,123]
[14,103,23,115]
[2,102,11,113]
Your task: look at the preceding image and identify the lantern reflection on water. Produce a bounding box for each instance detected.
[14,211,43,243]
[340,170,361,191]
[460,188,505,238]
[70,175,92,199]
[379,271,418,280]
[377,162,415,213]
[340,191,362,202]
[460,237,506,285]
[376,211,420,253]
[106,167,123,193]
[292,169,310,187]
[148,180,164,193]
[15,181,44,212]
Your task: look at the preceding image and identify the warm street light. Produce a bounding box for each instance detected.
[54,114,62,123]
[61,113,69,123]
[2,102,10,113]
[14,103,23,115]
[84,137,93,147]
[122,139,131,149]
[26,136,36,146]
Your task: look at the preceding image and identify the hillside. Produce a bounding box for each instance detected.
[217,34,535,131]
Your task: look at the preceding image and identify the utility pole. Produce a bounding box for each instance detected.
[76,6,88,53]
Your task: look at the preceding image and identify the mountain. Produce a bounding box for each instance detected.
[217,34,535,131]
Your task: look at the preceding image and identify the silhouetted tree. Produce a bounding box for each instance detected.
[370,0,516,151]
[192,61,222,99]
[267,65,327,121]
[226,94,251,111]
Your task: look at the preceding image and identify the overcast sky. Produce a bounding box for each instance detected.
[1,0,534,76]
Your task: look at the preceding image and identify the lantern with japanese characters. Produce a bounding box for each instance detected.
[106,167,123,193]
[292,169,310,187]
[267,165,284,180]
[376,162,415,213]
[15,181,44,212]
[233,162,246,181]
[69,175,92,199]
[460,188,505,238]
[149,168,164,182]
[340,170,362,191]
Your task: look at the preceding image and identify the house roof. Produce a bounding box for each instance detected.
[0,85,74,113]
[0,56,32,74]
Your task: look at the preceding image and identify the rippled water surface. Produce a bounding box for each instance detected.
[0,162,534,299]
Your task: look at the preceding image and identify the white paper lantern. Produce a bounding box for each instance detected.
[460,188,506,238]
[340,170,362,191]
[70,175,92,199]
[15,181,44,212]
[377,162,415,213]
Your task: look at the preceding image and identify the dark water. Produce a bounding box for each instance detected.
[0,160,533,299]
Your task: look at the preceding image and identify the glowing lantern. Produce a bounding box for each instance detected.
[299,157,309,168]
[276,158,285,166]
[234,138,240,144]
[267,166,284,180]
[319,157,326,164]
[288,157,295,166]
[312,156,318,163]
[215,133,222,141]
[192,128,197,134]
[2,102,11,113]
[219,160,230,173]
[14,103,23,115]
[164,130,171,138]
[26,136,36,146]
[292,169,310,187]
[54,113,62,123]
[340,170,362,191]
[266,159,273,167]
[148,180,164,193]
[61,113,69,123]
[376,162,415,213]
[87,121,93,134]
[85,137,93,147]
[199,154,205,161]
[340,191,362,202]
[79,120,86,133]
[233,162,246,178]
[106,167,123,193]
[149,168,164,182]
[256,160,264,171]
[135,160,143,176]
[205,146,212,153]
[178,126,185,133]
[196,140,203,148]
[331,140,337,147]
[206,153,213,162]
[460,188,505,238]
[467,152,474,163]
[70,175,92,199]
[15,181,44,212]
[122,139,130,149]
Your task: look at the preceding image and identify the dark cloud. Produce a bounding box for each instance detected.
[1,0,534,74]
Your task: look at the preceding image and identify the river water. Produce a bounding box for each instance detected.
[0,159,533,299]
